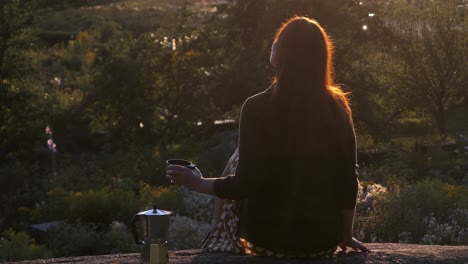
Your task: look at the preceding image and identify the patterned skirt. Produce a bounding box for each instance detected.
[202,149,336,259]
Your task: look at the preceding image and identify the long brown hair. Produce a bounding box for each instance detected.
[271,16,353,154]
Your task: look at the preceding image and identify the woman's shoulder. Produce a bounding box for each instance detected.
[243,85,273,111]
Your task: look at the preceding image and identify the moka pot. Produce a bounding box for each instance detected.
[131,204,172,264]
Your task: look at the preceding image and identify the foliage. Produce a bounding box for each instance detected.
[84,28,220,150]
[31,185,177,226]
[358,179,468,245]
[48,221,101,256]
[195,129,238,177]
[140,185,179,212]
[0,0,40,80]
[0,156,45,232]
[0,229,51,261]
[168,215,210,250]
[102,221,138,254]
[376,0,467,139]
[360,140,467,186]
[1,0,468,260]
[354,182,387,242]
[48,221,137,257]
[418,208,468,245]
[176,187,214,224]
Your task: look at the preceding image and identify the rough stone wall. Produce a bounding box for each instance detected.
[8,243,468,264]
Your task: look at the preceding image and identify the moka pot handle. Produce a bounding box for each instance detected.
[130,214,145,245]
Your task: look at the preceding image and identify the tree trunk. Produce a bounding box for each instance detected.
[434,105,447,141]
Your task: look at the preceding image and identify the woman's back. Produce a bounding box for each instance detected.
[231,87,357,252]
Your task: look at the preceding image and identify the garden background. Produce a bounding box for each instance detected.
[0,0,467,261]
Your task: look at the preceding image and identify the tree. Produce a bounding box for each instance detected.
[0,0,40,81]
[85,32,219,150]
[378,0,467,140]
[0,0,47,161]
[0,0,90,81]
[0,0,100,158]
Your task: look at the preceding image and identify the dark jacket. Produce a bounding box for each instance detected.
[213,87,358,253]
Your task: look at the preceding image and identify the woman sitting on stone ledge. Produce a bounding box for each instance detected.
[167,16,370,259]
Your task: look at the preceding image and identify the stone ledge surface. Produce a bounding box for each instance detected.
[8,243,468,264]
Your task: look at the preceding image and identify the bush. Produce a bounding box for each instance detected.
[0,229,51,261]
[48,221,137,257]
[176,187,214,223]
[48,221,100,256]
[361,179,468,245]
[101,221,138,254]
[354,182,387,242]
[396,117,432,138]
[32,186,142,226]
[419,209,468,245]
[167,215,210,250]
[139,185,179,212]
[361,143,466,186]
[68,188,141,226]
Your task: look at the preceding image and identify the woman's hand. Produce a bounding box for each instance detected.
[166,165,203,191]
[338,237,371,253]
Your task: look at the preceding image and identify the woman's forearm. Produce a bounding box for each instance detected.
[341,208,355,242]
[195,178,216,195]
